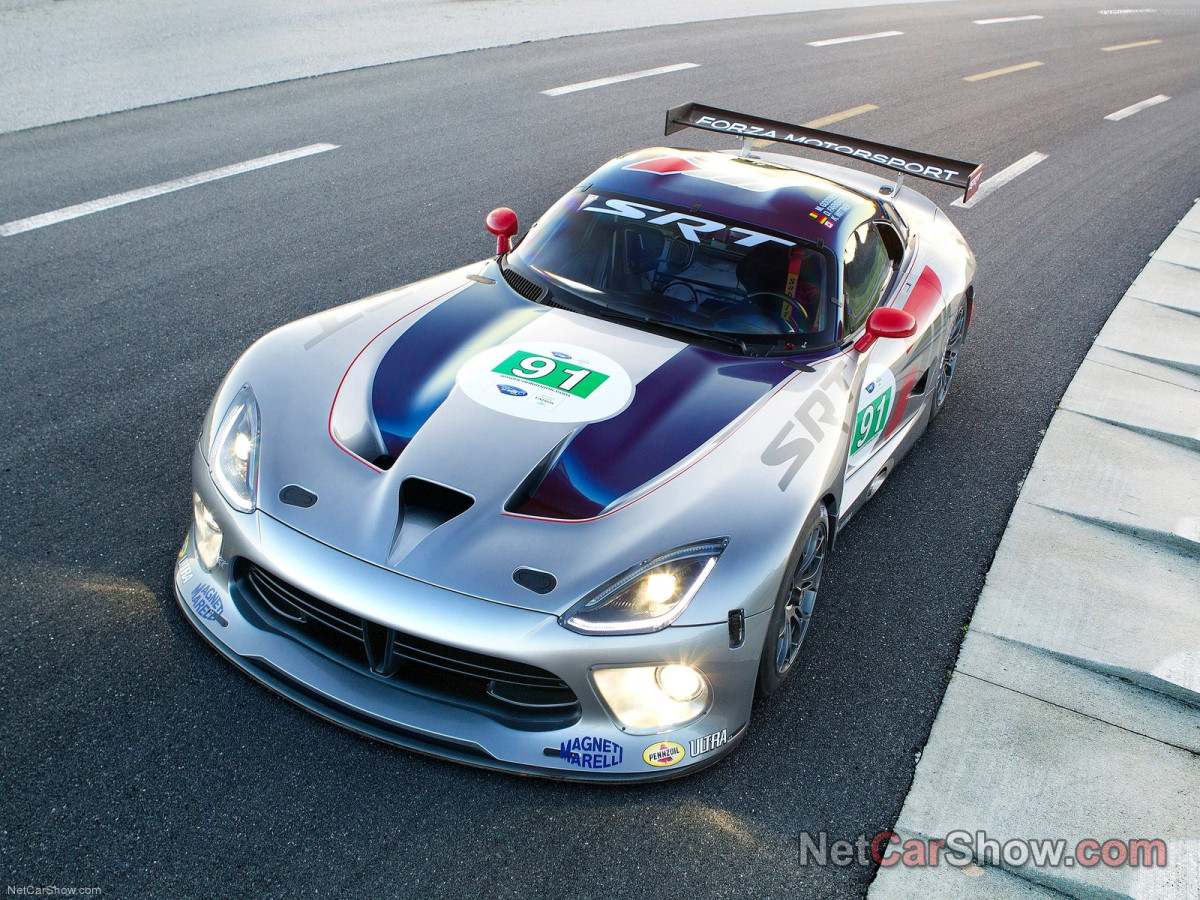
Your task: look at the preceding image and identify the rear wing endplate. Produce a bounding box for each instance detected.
[665,102,982,202]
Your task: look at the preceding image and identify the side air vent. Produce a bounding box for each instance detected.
[501,265,548,303]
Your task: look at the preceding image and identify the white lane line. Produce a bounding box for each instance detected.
[974,15,1044,25]
[807,31,903,47]
[963,61,1044,81]
[541,63,698,96]
[1102,38,1162,51]
[1,143,339,237]
[952,152,1047,209]
[1099,8,1158,14]
[1105,94,1170,120]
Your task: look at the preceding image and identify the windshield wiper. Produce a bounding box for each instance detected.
[590,307,757,355]
[505,262,763,355]
[643,317,752,355]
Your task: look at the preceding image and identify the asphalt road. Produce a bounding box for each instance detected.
[2,1,1198,897]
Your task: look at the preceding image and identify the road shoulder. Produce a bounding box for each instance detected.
[867,198,1200,898]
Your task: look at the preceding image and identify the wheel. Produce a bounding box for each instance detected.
[931,301,967,418]
[756,504,830,697]
[745,291,809,332]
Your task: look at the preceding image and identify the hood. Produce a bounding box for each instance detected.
[252,264,816,614]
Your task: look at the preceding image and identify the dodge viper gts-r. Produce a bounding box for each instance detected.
[176,103,979,780]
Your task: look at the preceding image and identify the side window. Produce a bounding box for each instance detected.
[842,223,895,334]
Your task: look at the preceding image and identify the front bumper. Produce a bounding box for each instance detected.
[176,454,769,781]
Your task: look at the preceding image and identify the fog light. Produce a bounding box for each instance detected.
[192,492,223,571]
[656,664,704,703]
[592,664,710,734]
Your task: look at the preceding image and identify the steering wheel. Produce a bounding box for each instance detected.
[662,280,699,303]
[745,291,810,332]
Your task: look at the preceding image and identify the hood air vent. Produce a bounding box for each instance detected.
[389,478,475,564]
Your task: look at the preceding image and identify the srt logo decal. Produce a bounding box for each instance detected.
[580,195,794,248]
[761,362,854,491]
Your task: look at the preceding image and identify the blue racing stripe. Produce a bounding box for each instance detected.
[515,348,792,519]
[372,283,542,458]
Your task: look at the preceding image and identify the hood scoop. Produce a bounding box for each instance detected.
[388,478,474,566]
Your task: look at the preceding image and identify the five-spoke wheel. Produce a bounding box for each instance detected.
[757,504,830,696]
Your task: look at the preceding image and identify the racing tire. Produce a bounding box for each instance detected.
[930,299,968,420]
[756,503,830,697]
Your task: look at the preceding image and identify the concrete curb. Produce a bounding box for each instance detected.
[867,199,1200,899]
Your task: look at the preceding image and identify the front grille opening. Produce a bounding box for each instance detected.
[487,681,577,709]
[245,564,365,662]
[234,561,581,731]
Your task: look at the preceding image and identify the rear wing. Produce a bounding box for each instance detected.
[665,102,982,202]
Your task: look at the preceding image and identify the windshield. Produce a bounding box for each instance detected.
[509,189,836,348]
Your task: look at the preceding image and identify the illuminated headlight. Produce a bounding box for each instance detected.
[209,385,260,513]
[192,492,223,571]
[592,665,711,733]
[561,539,728,635]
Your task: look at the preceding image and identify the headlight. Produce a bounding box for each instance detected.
[561,539,727,635]
[592,665,711,733]
[209,385,260,512]
[192,492,223,571]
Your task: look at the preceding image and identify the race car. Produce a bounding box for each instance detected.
[176,103,979,780]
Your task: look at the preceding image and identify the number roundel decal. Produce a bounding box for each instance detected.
[456,341,634,423]
[849,365,897,460]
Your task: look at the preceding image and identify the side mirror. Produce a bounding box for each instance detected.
[854,307,917,352]
[485,207,519,255]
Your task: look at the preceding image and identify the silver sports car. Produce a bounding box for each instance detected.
[176,104,979,780]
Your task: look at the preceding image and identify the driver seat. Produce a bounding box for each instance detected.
[736,243,790,295]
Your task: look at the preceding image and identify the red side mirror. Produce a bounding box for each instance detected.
[854,307,917,352]
[485,207,519,254]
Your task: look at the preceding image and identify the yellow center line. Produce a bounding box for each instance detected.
[801,104,879,129]
[1102,39,1162,51]
[963,61,1044,82]
[750,104,878,147]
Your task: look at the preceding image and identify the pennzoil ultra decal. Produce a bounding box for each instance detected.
[559,736,624,769]
[689,729,730,758]
[457,341,633,424]
[643,741,686,768]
